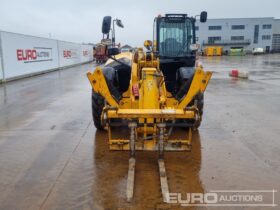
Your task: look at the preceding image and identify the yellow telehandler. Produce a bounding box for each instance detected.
[87,12,211,202]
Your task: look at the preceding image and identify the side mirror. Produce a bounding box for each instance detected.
[144,40,152,50]
[200,11,207,23]
[102,16,112,34]
[116,19,124,28]
[107,47,119,56]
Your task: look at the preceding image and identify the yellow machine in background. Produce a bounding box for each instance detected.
[87,12,212,202]
[204,46,223,56]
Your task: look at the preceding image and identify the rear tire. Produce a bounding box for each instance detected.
[92,90,105,130]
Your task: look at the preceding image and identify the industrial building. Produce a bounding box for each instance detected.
[196,17,280,53]
[272,19,280,52]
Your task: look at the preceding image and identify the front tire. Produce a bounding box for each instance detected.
[196,93,204,117]
[179,93,204,129]
[193,93,204,128]
[91,90,105,130]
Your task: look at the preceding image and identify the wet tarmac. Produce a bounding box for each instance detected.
[0,54,279,210]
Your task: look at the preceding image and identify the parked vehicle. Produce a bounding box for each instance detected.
[93,43,108,63]
[252,48,264,55]
[203,46,223,56]
[230,48,246,56]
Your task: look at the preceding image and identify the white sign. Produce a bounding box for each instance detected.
[16,47,53,63]
[58,41,81,67]
[80,45,93,63]
[0,31,59,79]
[0,31,94,80]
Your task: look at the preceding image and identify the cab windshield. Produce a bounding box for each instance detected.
[158,18,193,57]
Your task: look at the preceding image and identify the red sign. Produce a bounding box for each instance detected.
[17,49,37,61]
[63,50,72,58]
[83,50,89,56]
[17,48,52,63]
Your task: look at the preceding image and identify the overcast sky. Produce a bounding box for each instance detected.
[0,0,279,46]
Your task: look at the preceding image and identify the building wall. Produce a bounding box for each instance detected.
[196,18,274,53]
[58,41,83,67]
[0,35,4,80]
[0,48,3,80]
[273,19,280,34]
[272,19,280,52]
[1,31,59,79]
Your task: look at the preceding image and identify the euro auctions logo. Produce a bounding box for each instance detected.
[17,47,53,63]
[63,50,72,58]
[17,49,37,60]
[83,50,89,56]
[166,190,277,207]
[63,49,78,59]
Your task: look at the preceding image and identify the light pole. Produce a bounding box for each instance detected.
[112,19,124,47]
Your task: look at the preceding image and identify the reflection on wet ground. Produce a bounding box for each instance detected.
[200,54,280,86]
[0,54,280,210]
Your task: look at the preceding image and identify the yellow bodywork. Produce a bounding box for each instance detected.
[87,49,212,151]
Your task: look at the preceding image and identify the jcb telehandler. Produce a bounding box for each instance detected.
[87,12,212,202]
